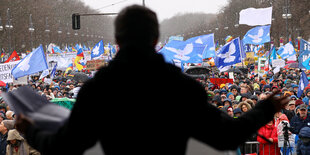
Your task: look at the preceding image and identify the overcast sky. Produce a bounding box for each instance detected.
[82,0,228,21]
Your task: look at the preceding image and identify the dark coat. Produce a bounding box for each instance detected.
[25,46,278,155]
[0,132,8,155]
[290,114,310,134]
[297,127,310,155]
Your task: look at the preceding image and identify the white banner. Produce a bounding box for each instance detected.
[272,59,285,68]
[46,52,91,70]
[13,76,28,85]
[239,7,272,26]
[0,61,20,83]
[46,53,77,70]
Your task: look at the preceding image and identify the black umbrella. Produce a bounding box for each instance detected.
[225,68,243,74]
[70,72,89,83]
[184,67,210,75]
[286,63,299,69]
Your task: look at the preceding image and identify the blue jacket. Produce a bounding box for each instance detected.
[290,114,310,134]
[0,132,7,155]
[297,127,310,155]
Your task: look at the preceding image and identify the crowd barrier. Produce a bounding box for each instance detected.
[239,141,296,155]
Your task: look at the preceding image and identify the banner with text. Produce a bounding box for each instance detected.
[0,61,20,83]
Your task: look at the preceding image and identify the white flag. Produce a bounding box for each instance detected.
[39,69,49,80]
[239,7,272,26]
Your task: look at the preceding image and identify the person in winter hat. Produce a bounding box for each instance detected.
[297,127,310,155]
[257,120,280,155]
[6,129,41,155]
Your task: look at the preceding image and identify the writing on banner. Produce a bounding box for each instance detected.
[210,78,234,86]
[272,59,285,68]
[300,39,310,52]
[298,50,310,69]
[0,61,20,83]
[86,60,107,71]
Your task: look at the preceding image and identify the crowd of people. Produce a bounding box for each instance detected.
[0,70,88,155]
[0,66,310,155]
[192,66,310,155]
[0,65,309,155]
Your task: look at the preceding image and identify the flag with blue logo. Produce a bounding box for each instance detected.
[243,44,251,53]
[159,34,215,63]
[300,39,310,53]
[53,46,63,54]
[12,45,48,79]
[297,71,309,98]
[68,46,73,52]
[39,69,49,80]
[269,46,277,64]
[302,56,310,70]
[187,33,216,59]
[242,25,271,45]
[91,40,104,59]
[277,41,295,60]
[50,63,57,79]
[214,37,242,70]
[83,44,89,51]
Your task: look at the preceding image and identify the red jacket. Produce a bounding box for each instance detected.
[257,123,280,155]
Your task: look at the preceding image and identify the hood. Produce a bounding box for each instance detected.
[279,113,289,122]
[299,127,310,138]
[7,129,24,141]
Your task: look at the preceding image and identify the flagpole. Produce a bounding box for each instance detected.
[239,38,245,68]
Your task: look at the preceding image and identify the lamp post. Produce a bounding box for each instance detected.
[57,20,62,48]
[0,16,3,55]
[282,0,292,43]
[6,8,13,54]
[234,12,239,28]
[29,14,35,50]
[45,17,50,48]
[66,22,70,47]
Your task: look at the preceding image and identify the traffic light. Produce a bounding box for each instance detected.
[72,14,80,30]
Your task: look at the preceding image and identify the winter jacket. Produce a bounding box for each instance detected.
[290,114,310,134]
[25,46,280,155]
[6,129,40,155]
[257,123,280,155]
[297,127,310,155]
[0,132,8,155]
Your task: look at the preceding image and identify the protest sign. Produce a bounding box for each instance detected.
[86,60,106,71]
[272,59,285,68]
[0,61,20,83]
[210,78,234,86]
[13,76,28,85]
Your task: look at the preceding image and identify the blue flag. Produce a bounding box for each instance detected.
[302,56,310,70]
[300,39,310,53]
[215,37,242,70]
[269,46,277,64]
[159,34,215,63]
[277,41,296,60]
[187,33,216,59]
[91,40,104,59]
[12,45,48,79]
[50,63,57,79]
[297,71,309,98]
[243,25,271,45]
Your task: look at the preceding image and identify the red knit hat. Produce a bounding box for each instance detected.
[295,99,303,106]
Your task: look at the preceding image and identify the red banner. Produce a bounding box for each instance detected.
[210,78,234,85]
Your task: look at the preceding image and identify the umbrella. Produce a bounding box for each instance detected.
[70,72,89,83]
[284,63,299,69]
[184,67,210,75]
[50,97,76,110]
[225,68,243,74]
[0,81,6,87]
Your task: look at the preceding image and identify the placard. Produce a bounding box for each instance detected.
[0,61,20,83]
